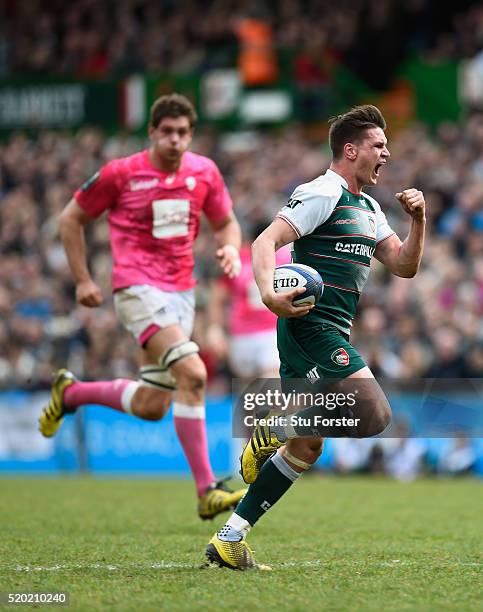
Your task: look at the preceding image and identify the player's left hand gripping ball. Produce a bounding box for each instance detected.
[217,244,241,278]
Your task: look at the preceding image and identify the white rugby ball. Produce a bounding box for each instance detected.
[273,263,324,306]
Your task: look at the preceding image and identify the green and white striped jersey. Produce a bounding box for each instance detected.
[277,169,395,335]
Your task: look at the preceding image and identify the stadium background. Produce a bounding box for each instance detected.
[0,0,482,480]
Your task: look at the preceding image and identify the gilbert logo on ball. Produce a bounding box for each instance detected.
[273,263,324,306]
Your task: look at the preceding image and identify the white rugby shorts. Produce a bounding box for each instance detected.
[113,285,195,345]
[229,329,279,378]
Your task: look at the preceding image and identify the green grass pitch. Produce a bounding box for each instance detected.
[0,476,481,611]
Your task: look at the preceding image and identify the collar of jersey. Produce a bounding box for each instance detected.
[324,168,348,189]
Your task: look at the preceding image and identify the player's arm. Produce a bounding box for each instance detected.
[59,199,103,307]
[205,280,230,359]
[252,218,312,318]
[374,188,426,278]
[208,211,242,279]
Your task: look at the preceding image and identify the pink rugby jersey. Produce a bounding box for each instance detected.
[220,244,292,335]
[74,150,233,292]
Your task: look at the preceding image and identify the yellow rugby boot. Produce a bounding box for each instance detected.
[204,532,271,571]
[239,424,285,484]
[198,478,246,520]
[39,369,77,438]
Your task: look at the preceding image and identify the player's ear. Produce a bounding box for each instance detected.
[344,143,357,160]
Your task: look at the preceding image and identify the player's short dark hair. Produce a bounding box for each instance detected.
[328,105,386,160]
[150,93,197,128]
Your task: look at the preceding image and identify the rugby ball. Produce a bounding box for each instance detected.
[273,263,324,306]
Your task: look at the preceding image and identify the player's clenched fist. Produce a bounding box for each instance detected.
[395,188,426,221]
[76,279,103,307]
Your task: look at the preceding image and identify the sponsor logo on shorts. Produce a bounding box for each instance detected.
[331,347,350,366]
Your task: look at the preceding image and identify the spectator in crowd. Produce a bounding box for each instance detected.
[331,438,378,474]
[438,436,476,476]
[379,419,427,482]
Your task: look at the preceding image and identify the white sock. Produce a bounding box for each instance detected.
[121,381,139,414]
[172,403,205,419]
[218,512,251,541]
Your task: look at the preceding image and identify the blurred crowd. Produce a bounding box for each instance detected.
[0,112,482,391]
[327,432,479,480]
[2,0,483,89]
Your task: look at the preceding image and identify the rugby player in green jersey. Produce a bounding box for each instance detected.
[204,105,425,570]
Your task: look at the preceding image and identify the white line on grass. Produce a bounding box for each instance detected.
[7,559,481,572]
[12,562,194,572]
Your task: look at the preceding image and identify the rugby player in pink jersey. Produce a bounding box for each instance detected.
[207,233,292,380]
[39,94,245,520]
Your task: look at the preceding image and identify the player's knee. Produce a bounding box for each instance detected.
[179,370,207,395]
[306,438,324,463]
[174,359,207,394]
[158,340,205,395]
[286,437,323,465]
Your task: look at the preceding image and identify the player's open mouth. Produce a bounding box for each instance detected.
[374,163,384,176]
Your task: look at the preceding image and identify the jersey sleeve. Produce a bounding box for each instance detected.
[365,194,395,243]
[276,182,340,238]
[202,161,233,223]
[74,161,121,218]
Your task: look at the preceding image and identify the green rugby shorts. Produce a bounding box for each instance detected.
[277,317,366,381]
